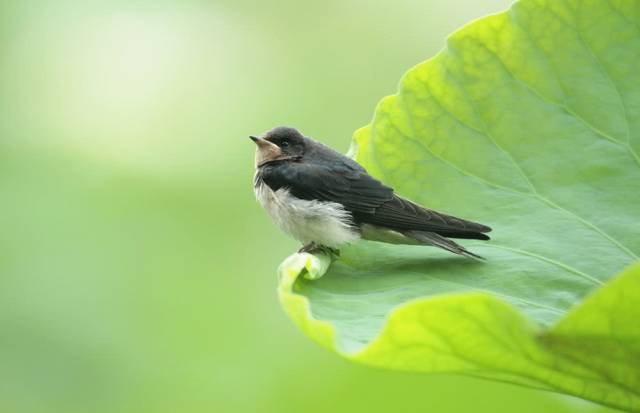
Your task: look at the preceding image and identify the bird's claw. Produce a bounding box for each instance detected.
[298,243,340,257]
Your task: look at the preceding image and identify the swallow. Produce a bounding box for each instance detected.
[251,126,491,259]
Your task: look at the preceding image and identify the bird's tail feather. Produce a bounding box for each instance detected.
[403,230,484,260]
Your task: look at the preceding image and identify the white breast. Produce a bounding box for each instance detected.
[254,180,359,249]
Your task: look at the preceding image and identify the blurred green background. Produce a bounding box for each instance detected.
[0,1,617,412]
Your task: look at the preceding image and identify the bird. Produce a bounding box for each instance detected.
[250,126,491,259]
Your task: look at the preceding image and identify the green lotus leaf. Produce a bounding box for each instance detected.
[277,0,640,410]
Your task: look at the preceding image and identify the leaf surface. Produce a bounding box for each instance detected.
[278,0,640,410]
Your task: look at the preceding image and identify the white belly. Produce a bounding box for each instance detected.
[254,181,359,248]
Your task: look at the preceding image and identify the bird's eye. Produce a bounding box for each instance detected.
[280,139,290,147]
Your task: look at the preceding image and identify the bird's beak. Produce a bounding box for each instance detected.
[249,135,283,167]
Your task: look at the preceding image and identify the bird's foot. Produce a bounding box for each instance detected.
[298,242,317,254]
[298,243,340,257]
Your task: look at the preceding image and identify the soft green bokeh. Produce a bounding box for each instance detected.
[0,0,622,412]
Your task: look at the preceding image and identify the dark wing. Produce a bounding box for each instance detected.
[260,161,491,240]
[259,160,393,214]
[363,195,491,240]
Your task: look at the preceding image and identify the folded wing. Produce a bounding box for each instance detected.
[259,160,491,240]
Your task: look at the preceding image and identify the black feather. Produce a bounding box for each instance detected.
[356,195,491,240]
[258,154,491,241]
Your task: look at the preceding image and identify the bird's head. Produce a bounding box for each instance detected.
[250,126,306,167]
